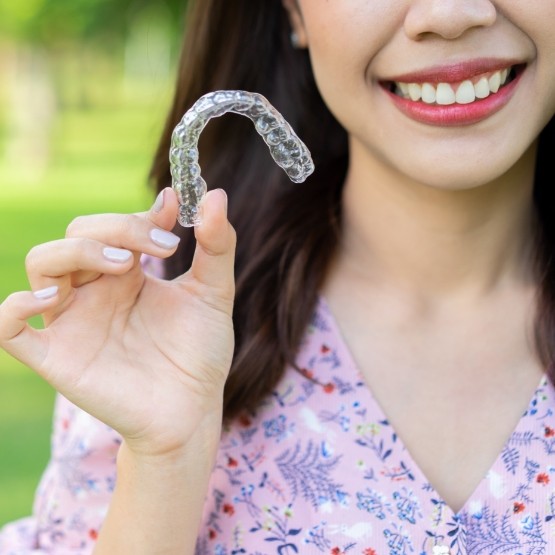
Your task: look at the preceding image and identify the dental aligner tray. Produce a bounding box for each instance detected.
[170,90,315,227]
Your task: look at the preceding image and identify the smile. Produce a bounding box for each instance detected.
[379,62,526,126]
[389,66,518,106]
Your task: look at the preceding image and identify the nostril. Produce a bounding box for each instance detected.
[403,2,497,42]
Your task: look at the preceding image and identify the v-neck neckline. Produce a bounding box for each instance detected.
[316,295,548,518]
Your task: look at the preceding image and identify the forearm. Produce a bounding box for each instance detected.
[93,411,222,555]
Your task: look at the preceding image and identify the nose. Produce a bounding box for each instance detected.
[404,0,497,41]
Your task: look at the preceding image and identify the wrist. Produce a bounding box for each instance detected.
[96,407,221,555]
[120,402,223,465]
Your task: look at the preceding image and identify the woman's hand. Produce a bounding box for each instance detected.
[0,188,235,458]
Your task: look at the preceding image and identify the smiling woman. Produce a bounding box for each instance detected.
[0,0,555,554]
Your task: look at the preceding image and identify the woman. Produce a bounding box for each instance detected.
[1,0,554,553]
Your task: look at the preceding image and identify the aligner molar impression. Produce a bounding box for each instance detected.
[170,90,315,227]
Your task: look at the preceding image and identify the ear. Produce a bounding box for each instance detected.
[282,0,308,48]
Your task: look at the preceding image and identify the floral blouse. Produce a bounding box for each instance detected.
[1,296,555,555]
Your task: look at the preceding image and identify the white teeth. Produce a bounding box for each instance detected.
[474,77,490,99]
[436,83,456,105]
[489,71,501,93]
[408,83,422,101]
[392,66,514,105]
[421,83,436,104]
[455,80,475,104]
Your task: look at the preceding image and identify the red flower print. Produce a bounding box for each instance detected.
[536,472,550,485]
[88,529,98,540]
[513,502,525,514]
[300,368,314,379]
[331,548,342,555]
[209,529,217,540]
[62,418,70,430]
[223,503,235,516]
[238,414,252,427]
[321,344,331,354]
[227,456,238,468]
[323,382,335,394]
[545,426,555,438]
[363,549,378,555]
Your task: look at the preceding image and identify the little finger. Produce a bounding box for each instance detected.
[0,288,59,371]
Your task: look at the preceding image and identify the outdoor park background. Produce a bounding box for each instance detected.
[0,0,188,524]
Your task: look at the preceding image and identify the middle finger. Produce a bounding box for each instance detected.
[26,238,134,292]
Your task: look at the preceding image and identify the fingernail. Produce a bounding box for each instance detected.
[153,190,165,213]
[150,228,181,249]
[218,188,228,213]
[103,247,133,263]
[33,286,59,300]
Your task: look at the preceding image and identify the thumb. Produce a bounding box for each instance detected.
[187,189,236,297]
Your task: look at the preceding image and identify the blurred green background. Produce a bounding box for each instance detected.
[0,0,187,525]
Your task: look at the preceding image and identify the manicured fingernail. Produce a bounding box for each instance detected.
[33,286,59,300]
[103,247,133,263]
[150,228,181,249]
[153,190,165,213]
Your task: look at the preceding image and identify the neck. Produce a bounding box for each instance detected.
[337,139,538,302]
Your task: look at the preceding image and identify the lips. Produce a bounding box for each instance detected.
[378,59,527,126]
[381,58,524,85]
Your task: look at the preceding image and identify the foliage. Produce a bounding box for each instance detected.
[0,0,188,46]
[0,103,163,525]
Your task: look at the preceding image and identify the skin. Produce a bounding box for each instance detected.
[0,188,236,553]
[0,0,554,551]
[284,0,555,512]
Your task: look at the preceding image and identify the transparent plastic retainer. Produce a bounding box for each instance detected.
[169,90,315,227]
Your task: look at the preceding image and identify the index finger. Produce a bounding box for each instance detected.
[64,188,182,257]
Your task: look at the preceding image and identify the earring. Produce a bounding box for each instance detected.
[290,31,301,49]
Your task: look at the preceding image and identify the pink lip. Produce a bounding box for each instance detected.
[382,65,525,127]
[383,58,523,85]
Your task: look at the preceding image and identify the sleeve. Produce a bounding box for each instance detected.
[0,395,121,554]
[0,255,165,554]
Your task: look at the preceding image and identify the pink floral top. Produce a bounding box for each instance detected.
[2,295,555,555]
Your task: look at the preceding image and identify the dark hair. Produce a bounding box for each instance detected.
[533,117,555,370]
[150,0,555,419]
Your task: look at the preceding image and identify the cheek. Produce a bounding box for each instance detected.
[501,2,555,73]
[301,1,401,122]
[300,0,402,77]
[511,6,555,122]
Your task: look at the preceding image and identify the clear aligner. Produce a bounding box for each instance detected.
[170,90,315,227]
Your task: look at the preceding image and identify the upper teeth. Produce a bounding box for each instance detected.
[396,68,510,105]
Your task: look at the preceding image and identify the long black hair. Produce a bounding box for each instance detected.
[149,0,555,419]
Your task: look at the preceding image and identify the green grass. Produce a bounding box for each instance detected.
[0,103,166,526]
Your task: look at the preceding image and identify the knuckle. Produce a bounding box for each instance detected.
[0,292,24,321]
[204,224,236,257]
[25,244,45,273]
[1,291,19,309]
[117,213,140,239]
[66,215,87,238]
[125,213,140,231]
